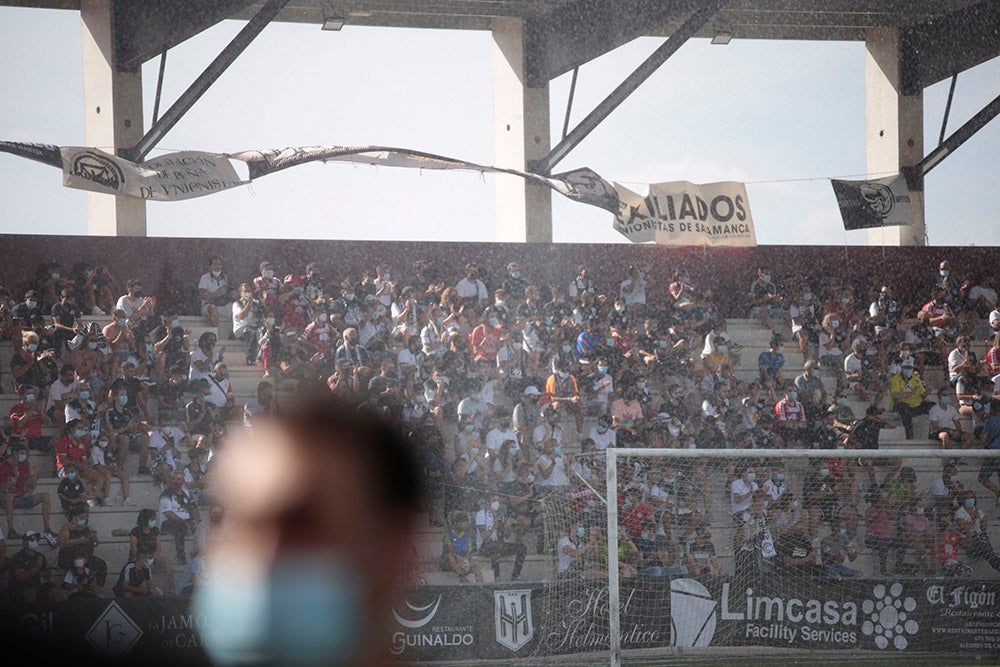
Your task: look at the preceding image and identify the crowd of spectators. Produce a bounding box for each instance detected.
[0,252,998,597]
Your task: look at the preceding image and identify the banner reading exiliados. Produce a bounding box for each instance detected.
[613,180,756,246]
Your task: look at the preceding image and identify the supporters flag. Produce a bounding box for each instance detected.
[0,140,620,214]
[831,174,913,230]
[613,180,756,246]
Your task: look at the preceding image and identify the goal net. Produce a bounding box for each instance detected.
[533,447,1000,666]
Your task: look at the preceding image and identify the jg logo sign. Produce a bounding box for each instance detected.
[86,602,143,657]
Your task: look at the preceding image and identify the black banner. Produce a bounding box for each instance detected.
[3,578,999,662]
[830,175,913,230]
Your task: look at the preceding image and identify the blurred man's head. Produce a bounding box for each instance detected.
[195,393,423,666]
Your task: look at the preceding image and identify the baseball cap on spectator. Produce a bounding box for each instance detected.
[126,278,142,288]
[260,261,273,271]
[523,386,541,396]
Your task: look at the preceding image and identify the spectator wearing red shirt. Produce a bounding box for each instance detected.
[621,487,655,542]
[56,418,110,503]
[773,387,807,445]
[469,311,504,363]
[0,444,56,542]
[10,384,54,464]
[253,261,282,309]
[921,289,957,338]
[863,490,902,575]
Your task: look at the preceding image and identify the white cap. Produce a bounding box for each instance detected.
[523,386,541,396]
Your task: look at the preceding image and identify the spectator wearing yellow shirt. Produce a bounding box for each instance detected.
[889,361,935,439]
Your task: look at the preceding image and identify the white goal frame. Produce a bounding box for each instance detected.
[603,447,1000,667]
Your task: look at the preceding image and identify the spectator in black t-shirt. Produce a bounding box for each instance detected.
[157,366,188,423]
[186,379,218,437]
[685,524,722,576]
[774,528,820,575]
[8,531,62,605]
[50,289,82,357]
[634,520,675,571]
[847,405,902,486]
[10,289,42,329]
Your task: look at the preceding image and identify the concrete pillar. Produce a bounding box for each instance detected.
[865,27,925,246]
[81,0,147,236]
[492,17,552,243]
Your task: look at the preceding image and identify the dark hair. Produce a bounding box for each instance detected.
[137,508,157,527]
[266,392,424,521]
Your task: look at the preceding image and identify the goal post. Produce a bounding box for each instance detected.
[599,447,1000,667]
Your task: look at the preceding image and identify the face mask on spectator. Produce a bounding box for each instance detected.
[118,395,129,406]
[27,343,38,353]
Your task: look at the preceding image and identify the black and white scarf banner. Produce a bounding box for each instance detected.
[0,141,620,214]
[830,174,914,230]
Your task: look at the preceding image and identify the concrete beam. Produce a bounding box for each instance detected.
[524,0,702,86]
[81,0,146,236]
[113,0,257,71]
[493,17,552,243]
[901,0,1000,95]
[865,27,925,246]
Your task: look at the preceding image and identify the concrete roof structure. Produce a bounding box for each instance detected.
[3,0,999,244]
[6,0,998,90]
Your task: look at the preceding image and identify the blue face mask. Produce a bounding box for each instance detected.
[25,394,35,403]
[746,472,756,483]
[576,527,586,539]
[87,342,98,350]
[118,395,129,406]
[819,468,830,478]
[74,429,86,439]
[464,424,474,433]
[554,446,563,456]
[67,472,77,480]
[597,366,608,374]
[194,553,363,667]
[148,520,157,529]
[511,271,521,279]
[965,498,976,508]
[79,391,90,400]
[76,518,87,527]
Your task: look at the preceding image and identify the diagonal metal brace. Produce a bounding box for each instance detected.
[530,0,728,176]
[905,88,1000,190]
[125,0,290,162]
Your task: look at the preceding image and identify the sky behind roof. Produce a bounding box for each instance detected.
[1,6,998,246]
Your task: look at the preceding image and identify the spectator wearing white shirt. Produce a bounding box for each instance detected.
[485,415,517,454]
[928,388,966,449]
[204,362,233,414]
[197,256,230,328]
[589,415,617,451]
[115,278,153,320]
[535,437,570,488]
[586,358,614,417]
[730,467,758,522]
[243,381,275,430]
[46,364,81,422]
[455,262,488,305]
[619,265,648,308]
